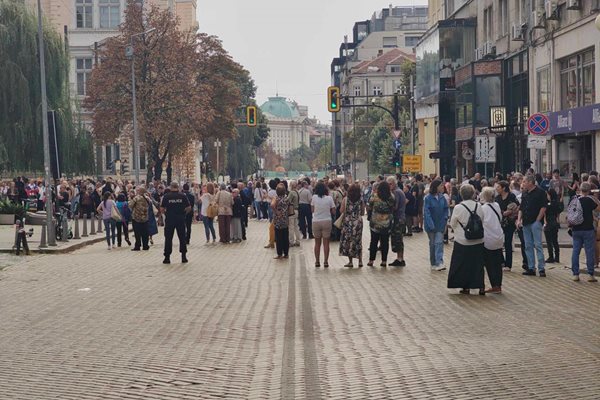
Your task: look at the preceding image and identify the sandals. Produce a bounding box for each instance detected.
[315,262,321,268]
[323,262,329,268]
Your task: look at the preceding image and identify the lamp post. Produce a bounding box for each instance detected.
[214,139,222,176]
[126,27,155,184]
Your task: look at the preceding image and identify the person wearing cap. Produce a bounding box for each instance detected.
[160,182,192,264]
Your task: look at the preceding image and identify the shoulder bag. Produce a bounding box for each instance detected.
[110,202,122,222]
[334,198,346,229]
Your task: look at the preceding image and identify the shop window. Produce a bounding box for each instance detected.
[537,67,550,112]
[556,135,593,177]
[560,48,595,110]
[475,76,501,126]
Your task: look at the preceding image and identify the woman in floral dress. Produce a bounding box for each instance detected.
[271,183,290,259]
[340,184,365,268]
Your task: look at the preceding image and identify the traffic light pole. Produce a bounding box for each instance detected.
[340,93,403,130]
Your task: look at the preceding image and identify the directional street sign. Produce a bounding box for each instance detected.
[393,139,402,150]
[527,113,550,135]
[475,135,496,163]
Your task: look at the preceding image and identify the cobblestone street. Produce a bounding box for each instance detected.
[0,220,599,399]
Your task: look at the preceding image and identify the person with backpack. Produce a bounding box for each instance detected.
[481,187,505,294]
[447,184,485,295]
[518,175,548,277]
[568,182,600,282]
[423,180,448,271]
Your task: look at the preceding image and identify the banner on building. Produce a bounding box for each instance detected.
[548,103,600,136]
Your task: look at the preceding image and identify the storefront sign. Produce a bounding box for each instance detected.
[402,155,422,173]
[548,103,600,135]
[527,135,548,149]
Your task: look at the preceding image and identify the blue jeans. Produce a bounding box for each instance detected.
[571,229,595,276]
[203,217,216,241]
[427,231,444,266]
[103,219,116,246]
[253,200,262,220]
[522,221,545,272]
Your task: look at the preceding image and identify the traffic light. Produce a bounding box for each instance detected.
[328,86,340,113]
[246,106,257,127]
[391,149,401,168]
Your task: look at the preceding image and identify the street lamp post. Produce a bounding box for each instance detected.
[214,139,222,177]
[126,27,155,184]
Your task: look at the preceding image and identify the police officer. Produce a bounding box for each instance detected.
[160,182,191,264]
[182,183,195,245]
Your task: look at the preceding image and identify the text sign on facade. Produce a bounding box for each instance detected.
[475,135,496,163]
[402,155,422,173]
[527,135,548,149]
[527,113,550,135]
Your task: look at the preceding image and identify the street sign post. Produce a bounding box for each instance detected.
[527,135,548,149]
[527,113,550,135]
[475,135,496,163]
[402,155,422,173]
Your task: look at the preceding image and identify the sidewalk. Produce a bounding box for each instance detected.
[0,218,106,254]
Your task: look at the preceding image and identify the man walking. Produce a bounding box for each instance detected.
[239,182,251,240]
[298,180,313,239]
[518,175,547,277]
[287,180,301,246]
[160,182,191,264]
[182,183,195,245]
[388,176,407,267]
[570,182,599,282]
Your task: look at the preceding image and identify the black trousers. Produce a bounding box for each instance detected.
[544,227,560,261]
[241,205,248,239]
[298,204,312,238]
[517,227,528,267]
[185,213,193,244]
[369,230,390,262]
[116,221,129,246]
[132,220,149,250]
[275,227,289,257]
[484,248,503,288]
[164,219,187,257]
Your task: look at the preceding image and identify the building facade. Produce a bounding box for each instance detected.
[260,97,311,158]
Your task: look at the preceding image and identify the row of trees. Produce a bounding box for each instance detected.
[86,1,268,182]
[0,0,95,175]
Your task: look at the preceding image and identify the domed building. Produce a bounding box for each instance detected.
[260,96,311,157]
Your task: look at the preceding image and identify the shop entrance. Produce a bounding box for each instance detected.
[555,133,594,176]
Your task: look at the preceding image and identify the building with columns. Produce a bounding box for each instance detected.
[260,97,311,158]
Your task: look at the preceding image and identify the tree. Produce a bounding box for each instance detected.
[285,144,315,172]
[0,0,94,175]
[85,1,243,181]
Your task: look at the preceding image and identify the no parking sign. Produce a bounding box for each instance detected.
[527,113,550,135]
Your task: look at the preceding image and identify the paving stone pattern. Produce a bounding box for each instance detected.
[0,220,598,399]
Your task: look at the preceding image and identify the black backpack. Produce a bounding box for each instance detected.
[459,203,484,240]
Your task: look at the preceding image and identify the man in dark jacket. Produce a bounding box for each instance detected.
[182,183,195,245]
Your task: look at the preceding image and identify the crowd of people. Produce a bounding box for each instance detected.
[2,167,599,294]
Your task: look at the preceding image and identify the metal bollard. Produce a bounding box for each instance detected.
[82,215,88,237]
[74,214,80,239]
[12,222,19,251]
[97,216,103,233]
[61,215,69,242]
[90,215,96,235]
[39,221,48,249]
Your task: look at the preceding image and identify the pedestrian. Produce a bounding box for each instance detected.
[544,188,561,264]
[97,191,117,250]
[495,181,520,271]
[567,172,580,198]
[340,183,364,268]
[160,182,191,264]
[424,179,448,271]
[388,176,407,267]
[298,180,313,239]
[518,175,548,277]
[253,182,264,220]
[549,169,565,203]
[287,180,301,247]
[329,181,343,242]
[182,183,195,245]
[231,189,243,243]
[481,187,504,294]
[128,187,150,251]
[448,184,486,295]
[404,183,416,236]
[200,183,217,243]
[239,182,251,240]
[145,192,159,245]
[115,193,131,247]
[215,183,233,244]
[272,183,290,259]
[311,181,335,268]
[569,182,600,282]
[413,174,425,232]
[367,180,395,267]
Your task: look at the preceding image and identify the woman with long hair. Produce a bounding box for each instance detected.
[311,181,335,267]
[97,191,117,250]
[424,179,448,270]
[367,180,395,267]
[340,184,365,268]
[200,183,217,243]
[115,193,131,247]
[568,172,580,198]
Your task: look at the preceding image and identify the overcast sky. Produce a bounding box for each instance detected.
[197,0,427,125]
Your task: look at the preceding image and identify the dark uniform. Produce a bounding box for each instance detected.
[160,191,191,262]
[183,190,195,244]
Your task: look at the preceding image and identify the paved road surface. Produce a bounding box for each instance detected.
[0,220,599,399]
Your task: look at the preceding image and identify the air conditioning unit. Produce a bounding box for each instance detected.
[566,0,581,10]
[482,41,496,57]
[545,0,559,20]
[532,9,545,29]
[474,47,483,61]
[512,23,525,41]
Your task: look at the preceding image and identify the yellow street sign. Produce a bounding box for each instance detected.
[402,155,422,173]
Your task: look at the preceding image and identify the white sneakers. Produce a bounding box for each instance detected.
[431,264,446,271]
[572,275,580,281]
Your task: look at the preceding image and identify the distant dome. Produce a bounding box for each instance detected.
[260,97,300,119]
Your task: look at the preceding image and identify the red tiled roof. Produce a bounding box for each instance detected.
[351,48,415,74]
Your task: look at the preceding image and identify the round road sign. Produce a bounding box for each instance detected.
[462,148,474,160]
[527,113,550,135]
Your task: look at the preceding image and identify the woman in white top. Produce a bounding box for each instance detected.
[480,187,505,294]
[311,181,336,268]
[448,184,486,295]
[200,183,216,243]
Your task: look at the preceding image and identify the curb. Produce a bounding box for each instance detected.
[0,236,106,255]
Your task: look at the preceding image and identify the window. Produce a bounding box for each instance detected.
[475,76,501,126]
[383,37,397,48]
[100,0,120,28]
[483,6,493,42]
[405,36,420,47]
[76,58,93,96]
[498,0,508,37]
[76,0,93,28]
[537,67,550,112]
[390,65,401,73]
[372,86,382,96]
[105,145,113,170]
[353,85,361,97]
[139,145,146,169]
[560,49,595,110]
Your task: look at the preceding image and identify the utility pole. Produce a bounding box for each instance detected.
[37,0,56,246]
